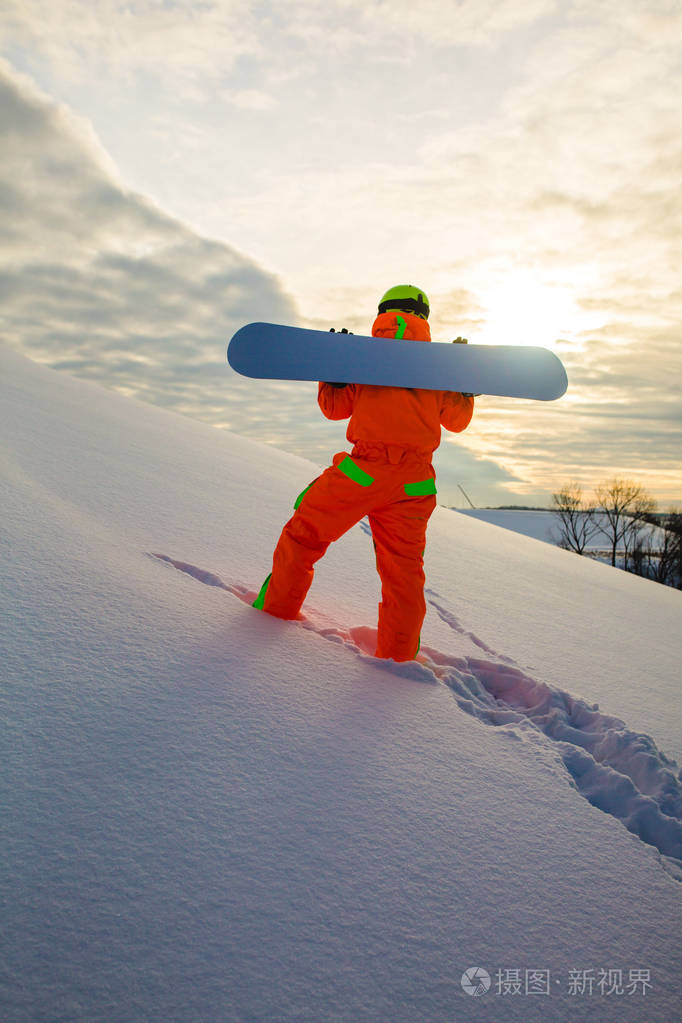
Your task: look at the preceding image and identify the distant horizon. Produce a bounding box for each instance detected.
[453,504,681,513]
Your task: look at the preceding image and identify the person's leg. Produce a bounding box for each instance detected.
[369,493,436,660]
[260,455,374,619]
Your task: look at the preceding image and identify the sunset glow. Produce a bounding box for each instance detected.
[1,1,680,508]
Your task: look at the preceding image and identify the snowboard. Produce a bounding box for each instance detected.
[227,322,568,401]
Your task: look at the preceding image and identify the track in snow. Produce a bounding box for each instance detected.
[149,552,682,882]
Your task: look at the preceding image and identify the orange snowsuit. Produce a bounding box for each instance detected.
[260,311,474,661]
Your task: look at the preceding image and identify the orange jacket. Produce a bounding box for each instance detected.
[317,311,474,458]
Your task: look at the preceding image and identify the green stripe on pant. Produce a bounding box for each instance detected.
[404,478,437,497]
[337,456,375,487]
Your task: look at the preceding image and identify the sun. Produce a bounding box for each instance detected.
[476,270,581,348]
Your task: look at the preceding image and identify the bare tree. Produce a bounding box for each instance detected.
[551,483,599,554]
[657,512,682,588]
[631,512,681,587]
[624,496,659,570]
[595,479,657,568]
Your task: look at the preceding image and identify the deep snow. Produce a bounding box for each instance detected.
[1,343,681,1022]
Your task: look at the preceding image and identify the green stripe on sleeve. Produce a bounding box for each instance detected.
[294,483,313,509]
[404,478,437,497]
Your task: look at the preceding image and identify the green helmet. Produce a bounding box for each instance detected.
[378,284,430,320]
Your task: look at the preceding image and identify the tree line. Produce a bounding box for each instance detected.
[551,479,682,589]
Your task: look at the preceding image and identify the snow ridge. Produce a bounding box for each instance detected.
[422,589,682,880]
[150,554,682,882]
[425,593,516,661]
[148,553,254,601]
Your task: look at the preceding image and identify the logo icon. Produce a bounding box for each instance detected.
[461,967,491,997]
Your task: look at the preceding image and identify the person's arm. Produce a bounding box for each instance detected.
[317,327,357,418]
[318,381,356,419]
[440,391,474,432]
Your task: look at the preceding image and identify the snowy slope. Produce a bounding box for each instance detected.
[456,507,667,553]
[1,343,681,1023]
[455,507,562,543]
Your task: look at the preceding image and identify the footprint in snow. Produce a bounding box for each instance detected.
[149,551,682,882]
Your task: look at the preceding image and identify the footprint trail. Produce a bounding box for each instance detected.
[150,553,682,881]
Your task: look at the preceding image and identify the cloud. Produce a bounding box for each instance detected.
[2,2,681,507]
[1,0,559,87]
[0,1,263,96]
[0,60,304,437]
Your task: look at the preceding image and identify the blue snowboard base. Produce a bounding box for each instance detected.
[228,322,568,401]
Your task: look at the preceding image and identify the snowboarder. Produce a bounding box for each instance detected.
[253,285,475,661]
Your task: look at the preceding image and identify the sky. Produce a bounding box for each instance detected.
[1,0,681,509]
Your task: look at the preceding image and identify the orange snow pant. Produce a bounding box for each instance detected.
[260,447,437,661]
